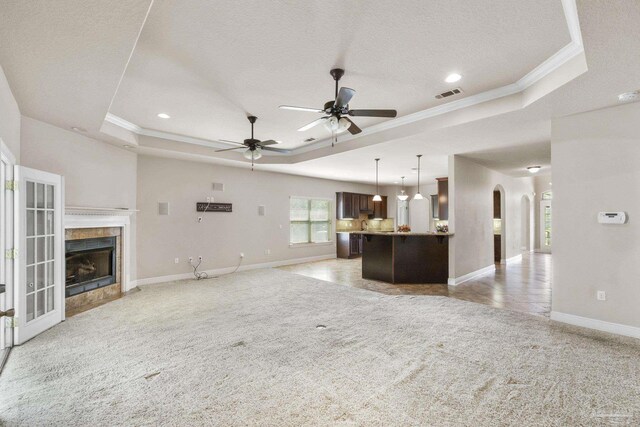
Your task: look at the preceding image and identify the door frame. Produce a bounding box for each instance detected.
[539,200,552,253]
[1,139,16,354]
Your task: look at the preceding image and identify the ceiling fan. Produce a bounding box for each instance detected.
[279,68,398,146]
[215,115,290,170]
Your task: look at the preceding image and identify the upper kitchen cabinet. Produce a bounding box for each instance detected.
[373,196,388,220]
[436,177,448,220]
[336,192,358,219]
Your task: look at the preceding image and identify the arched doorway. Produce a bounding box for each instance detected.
[493,185,505,263]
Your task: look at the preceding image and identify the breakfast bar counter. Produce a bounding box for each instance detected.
[355,232,451,284]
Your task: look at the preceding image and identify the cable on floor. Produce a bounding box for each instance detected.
[189,257,243,280]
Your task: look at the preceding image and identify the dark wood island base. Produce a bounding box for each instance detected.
[360,232,450,284]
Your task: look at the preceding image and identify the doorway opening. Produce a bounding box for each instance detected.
[539,190,552,253]
[493,185,505,263]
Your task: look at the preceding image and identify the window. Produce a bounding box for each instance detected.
[290,197,332,245]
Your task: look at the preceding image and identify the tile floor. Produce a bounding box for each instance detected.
[279,252,552,317]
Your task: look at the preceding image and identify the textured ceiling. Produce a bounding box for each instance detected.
[109,0,569,149]
[0,0,152,139]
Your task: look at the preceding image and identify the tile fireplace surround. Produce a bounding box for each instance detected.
[64,208,134,317]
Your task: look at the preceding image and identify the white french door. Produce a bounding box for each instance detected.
[13,167,64,345]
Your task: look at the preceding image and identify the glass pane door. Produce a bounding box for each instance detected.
[540,200,552,253]
[25,182,56,322]
[14,167,63,345]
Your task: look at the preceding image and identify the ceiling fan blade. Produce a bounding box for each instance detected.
[348,109,397,118]
[259,139,279,146]
[298,117,327,132]
[279,105,324,113]
[262,146,291,154]
[335,87,355,108]
[215,147,245,152]
[218,139,245,146]
[344,117,362,135]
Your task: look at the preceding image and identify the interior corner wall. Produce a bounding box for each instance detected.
[20,116,138,279]
[136,155,376,281]
[551,101,640,330]
[0,65,21,161]
[449,155,534,279]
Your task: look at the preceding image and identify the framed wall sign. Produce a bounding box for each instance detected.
[197,202,232,212]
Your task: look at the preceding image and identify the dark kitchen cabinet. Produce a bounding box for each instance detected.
[359,194,369,212]
[372,196,388,219]
[436,177,448,220]
[336,192,359,219]
[337,233,363,259]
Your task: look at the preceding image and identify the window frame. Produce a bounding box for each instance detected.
[289,196,333,247]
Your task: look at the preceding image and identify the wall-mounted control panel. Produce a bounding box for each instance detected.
[597,212,627,224]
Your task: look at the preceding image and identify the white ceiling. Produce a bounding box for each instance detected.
[109,0,569,149]
[2,0,640,185]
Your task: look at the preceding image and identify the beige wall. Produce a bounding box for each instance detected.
[0,65,20,160]
[551,101,640,329]
[20,117,138,279]
[136,156,376,280]
[449,155,534,278]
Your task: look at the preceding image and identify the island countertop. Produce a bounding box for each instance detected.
[359,232,450,284]
[349,231,454,237]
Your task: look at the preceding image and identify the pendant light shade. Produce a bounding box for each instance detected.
[373,158,382,201]
[397,176,409,201]
[413,154,424,201]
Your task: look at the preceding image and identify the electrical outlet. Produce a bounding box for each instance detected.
[174,258,179,264]
[597,291,606,301]
[188,257,193,263]
[240,252,245,258]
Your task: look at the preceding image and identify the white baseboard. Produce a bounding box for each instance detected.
[136,254,336,286]
[550,311,640,340]
[500,254,523,265]
[448,264,496,286]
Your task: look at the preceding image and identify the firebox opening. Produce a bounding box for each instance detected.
[65,237,117,297]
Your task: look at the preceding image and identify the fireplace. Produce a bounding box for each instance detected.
[65,237,117,297]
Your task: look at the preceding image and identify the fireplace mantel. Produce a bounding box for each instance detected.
[64,207,135,292]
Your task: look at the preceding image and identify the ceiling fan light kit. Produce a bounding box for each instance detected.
[215,115,290,170]
[280,68,397,146]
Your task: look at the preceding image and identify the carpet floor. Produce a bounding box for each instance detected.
[0,269,639,426]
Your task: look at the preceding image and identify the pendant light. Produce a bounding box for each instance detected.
[397,176,409,201]
[373,158,382,201]
[413,154,424,200]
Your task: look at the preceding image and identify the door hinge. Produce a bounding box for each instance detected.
[5,249,17,260]
[5,180,17,191]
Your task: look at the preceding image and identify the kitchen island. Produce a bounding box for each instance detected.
[353,231,451,284]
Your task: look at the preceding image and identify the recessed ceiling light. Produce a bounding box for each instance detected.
[445,73,462,83]
[527,166,541,173]
[618,90,639,102]
[157,113,171,119]
[123,145,131,149]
